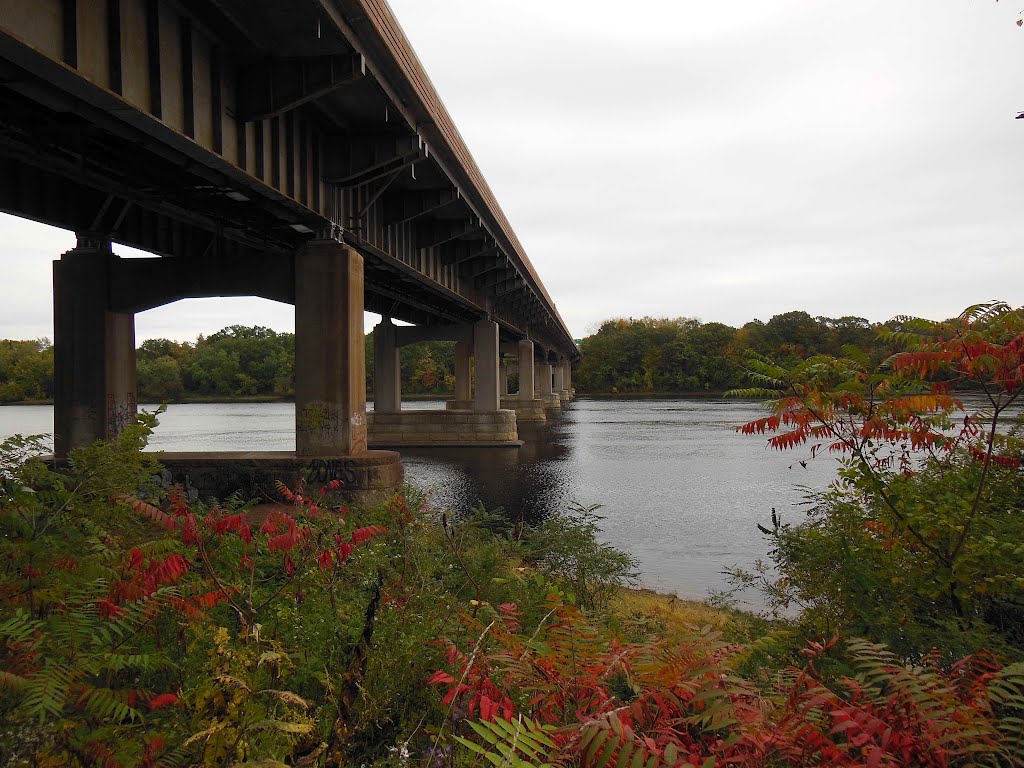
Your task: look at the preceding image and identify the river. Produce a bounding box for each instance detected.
[0,398,838,604]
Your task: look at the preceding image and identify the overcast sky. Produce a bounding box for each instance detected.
[2,0,1022,342]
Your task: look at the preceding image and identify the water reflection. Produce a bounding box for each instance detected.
[398,416,575,526]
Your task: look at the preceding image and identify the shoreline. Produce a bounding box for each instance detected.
[0,393,452,406]
[0,387,991,405]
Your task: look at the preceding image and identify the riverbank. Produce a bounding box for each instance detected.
[614,586,758,635]
[0,393,453,406]
[578,390,728,399]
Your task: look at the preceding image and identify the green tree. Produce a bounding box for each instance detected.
[730,302,1024,657]
[137,355,184,401]
[0,339,53,402]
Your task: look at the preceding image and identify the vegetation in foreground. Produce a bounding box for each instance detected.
[724,302,1024,661]
[3,302,1024,766]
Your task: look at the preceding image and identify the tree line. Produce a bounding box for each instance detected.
[0,326,458,403]
[0,310,951,403]
[573,311,910,393]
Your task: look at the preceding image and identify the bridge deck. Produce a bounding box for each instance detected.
[0,0,577,358]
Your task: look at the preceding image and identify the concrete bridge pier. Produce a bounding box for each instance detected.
[373,316,402,414]
[553,361,566,400]
[499,360,511,397]
[473,318,501,413]
[500,338,545,421]
[537,360,561,409]
[294,240,368,456]
[371,319,519,446]
[454,340,473,404]
[52,236,403,502]
[167,239,401,502]
[53,236,137,457]
[556,358,572,402]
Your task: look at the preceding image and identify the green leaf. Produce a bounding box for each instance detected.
[248,720,313,734]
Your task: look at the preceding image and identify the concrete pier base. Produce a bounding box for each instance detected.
[541,393,562,409]
[154,451,403,505]
[500,396,546,421]
[369,409,521,446]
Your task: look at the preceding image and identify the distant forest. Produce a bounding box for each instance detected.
[0,326,456,403]
[0,310,942,403]
[574,311,912,393]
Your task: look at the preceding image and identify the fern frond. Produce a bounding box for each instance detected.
[877,329,933,351]
[0,670,28,690]
[838,344,871,367]
[182,720,229,748]
[724,387,783,399]
[77,684,143,723]
[257,689,311,710]
[455,716,557,768]
[20,660,78,721]
[215,675,252,693]
[961,301,1011,326]
[989,662,1024,762]
[84,651,167,675]
[0,608,45,647]
[247,719,314,735]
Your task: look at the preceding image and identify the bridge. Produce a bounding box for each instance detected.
[0,0,578,495]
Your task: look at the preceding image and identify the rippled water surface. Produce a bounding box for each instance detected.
[0,399,838,601]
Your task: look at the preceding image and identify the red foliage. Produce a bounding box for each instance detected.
[147,693,179,710]
[738,306,1024,476]
[83,740,121,768]
[102,550,190,614]
[435,602,1017,767]
[140,736,167,768]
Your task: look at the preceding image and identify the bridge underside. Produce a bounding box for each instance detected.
[0,0,578,493]
[0,83,480,328]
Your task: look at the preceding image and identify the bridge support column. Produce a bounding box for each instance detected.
[537,363,552,396]
[518,342,535,400]
[563,361,574,399]
[473,318,500,412]
[537,361,560,409]
[499,360,510,396]
[294,240,367,456]
[499,339,545,421]
[556,359,571,401]
[53,238,137,458]
[454,341,472,403]
[373,317,401,413]
[153,240,401,502]
[372,319,519,446]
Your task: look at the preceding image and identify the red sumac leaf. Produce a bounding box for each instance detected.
[148,693,179,710]
[427,671,456,685]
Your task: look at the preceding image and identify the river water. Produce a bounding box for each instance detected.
[0,399,837,603]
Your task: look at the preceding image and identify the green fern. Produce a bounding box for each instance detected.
[0,608,44,647]
[987,661,1024,765]
[453,715,558,768]
[724,386,783,399]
